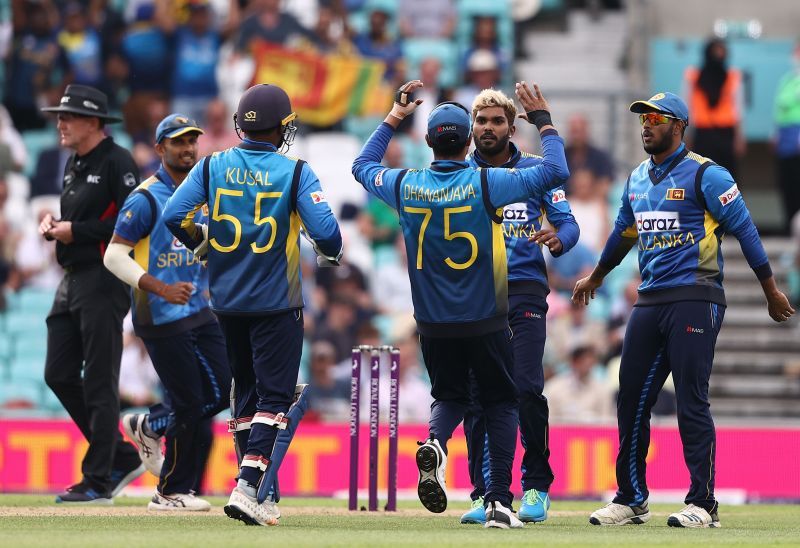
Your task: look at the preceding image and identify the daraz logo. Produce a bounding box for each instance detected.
[635,211,680,233]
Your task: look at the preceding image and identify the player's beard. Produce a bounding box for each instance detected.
[166,153,195,173]
[642,129,673,156]
[476,132,511,157]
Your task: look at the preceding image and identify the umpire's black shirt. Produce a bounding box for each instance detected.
[58,136,139,268]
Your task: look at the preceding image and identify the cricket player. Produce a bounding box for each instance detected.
[104,114,231,511]
[163,84,342,526]
[352,79,569,528]
[574,92,794,528]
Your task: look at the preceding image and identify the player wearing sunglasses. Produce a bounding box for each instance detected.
[574,92,793,529]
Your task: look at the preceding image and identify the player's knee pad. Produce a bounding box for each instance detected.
[228,416,253,466]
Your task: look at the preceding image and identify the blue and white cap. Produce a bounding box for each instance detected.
[427,102,472,147]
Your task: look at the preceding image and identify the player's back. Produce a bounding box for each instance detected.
[204,147,304,313]
[397,165,508,337]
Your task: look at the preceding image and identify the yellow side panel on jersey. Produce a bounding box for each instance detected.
[622,225,638,238]
[285,212,302,307]
[132,236,152,324]
[698,211,721,276]
[492,211,508,313]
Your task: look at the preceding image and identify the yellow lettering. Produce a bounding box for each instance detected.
[289,437,340,493]
[452,187,461,201]
[246,170,256,185]
[254,171,263,185]
[226,167,235,184]
[466,184,476,199]
[9,432,70,490]
[156,254,167,268]
[236,169,246,185]
[566,438,588,495]
[687,232,695,245]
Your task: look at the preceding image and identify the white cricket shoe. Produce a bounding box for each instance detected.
[484,501,524,529]
[589,502,651,525]
[667,504,721,528]
[416,436,447,513]
[122,413,164,476]
[224,487,279,526]
[147,491,211,512]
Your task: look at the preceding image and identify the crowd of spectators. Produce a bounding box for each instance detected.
[0,0,679,422]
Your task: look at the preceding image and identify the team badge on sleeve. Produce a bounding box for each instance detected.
[310,191,327,204]
[551,189,566,203]
[666,188,685,200]
[718,183,740,206]
[123,172,137,187]
[375,169,387,187]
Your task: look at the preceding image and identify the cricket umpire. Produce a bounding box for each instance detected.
[574,92,794,528]
[163,84,343,526]
[40,85,144,504]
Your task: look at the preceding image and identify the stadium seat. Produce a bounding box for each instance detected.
[21,129,58,178]
[348,0,399,36]
[0,379,43,410]
[402,39,460,89]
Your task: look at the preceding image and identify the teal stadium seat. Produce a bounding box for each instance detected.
[402,38,460,89]
[21,130,58,178]
[0,379,43,409]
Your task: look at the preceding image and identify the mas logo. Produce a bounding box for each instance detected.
[635,211,680,233]
[718,183,740,206]
[666,188,685,201]
[551,189,566,203]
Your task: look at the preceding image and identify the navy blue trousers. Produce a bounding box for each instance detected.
[217,309,303,485]
[143,320,231,495]
[464,294,554,498]
[613,301,724,512]
[420,328,518,508]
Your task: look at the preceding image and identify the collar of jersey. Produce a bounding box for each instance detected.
[430,160,470,172]
[648,143,688,185]
[154,164,177,190]
[238,138,278,152]
[471,141,521,169]
[74,136,114,163]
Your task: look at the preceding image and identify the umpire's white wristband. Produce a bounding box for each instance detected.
[104,242,147,289]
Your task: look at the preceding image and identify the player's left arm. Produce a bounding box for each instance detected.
[296,163,343,264]
[535,186,580,257]
[702,165,794,322]
[163,160,209,255]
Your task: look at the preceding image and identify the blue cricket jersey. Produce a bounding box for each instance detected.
[114,165,214,338]
[163,140,342,315]
[469,142,579,297]
[600,143,772,306]
[352,123,569,336]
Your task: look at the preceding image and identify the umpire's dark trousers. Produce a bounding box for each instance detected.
[464,294,554,499]
[217,309,303,485]
[44,265,139,491]
[420,328,519,508]
[613,301,724,513]
[143,320,231,495]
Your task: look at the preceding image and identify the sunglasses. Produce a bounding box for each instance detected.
[638,112,679,126]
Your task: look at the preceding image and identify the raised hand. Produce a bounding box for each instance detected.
[515,81,550,121]
[389,80,425,121]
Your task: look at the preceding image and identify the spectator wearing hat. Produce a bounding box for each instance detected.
[453,49,501,110]
[352,79,569,526]
[39,84,144,504]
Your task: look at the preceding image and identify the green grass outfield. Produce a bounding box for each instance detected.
[0,495,798,547]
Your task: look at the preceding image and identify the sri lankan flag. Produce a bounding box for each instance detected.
[251,41,393,127]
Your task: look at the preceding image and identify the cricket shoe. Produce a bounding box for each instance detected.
[589,501,650,526]
[122,413,164,476]
[148,491,211,512]
[460,496,485,524]
[518,489,550,523]
[484,501,524,529]
[109,460,146,497]
[224,487,279,526]
[55,481,112,505]
[667,504,721,528]
[416,436,447,513]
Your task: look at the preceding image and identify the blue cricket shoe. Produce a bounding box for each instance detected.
[460,496,485,524]
[518,489,550,522]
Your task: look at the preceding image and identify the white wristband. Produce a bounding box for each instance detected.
[104,242,147,289]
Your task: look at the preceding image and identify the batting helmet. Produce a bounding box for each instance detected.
[234,84,298,151]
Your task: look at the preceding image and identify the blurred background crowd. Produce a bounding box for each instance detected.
[0,0,798,424]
